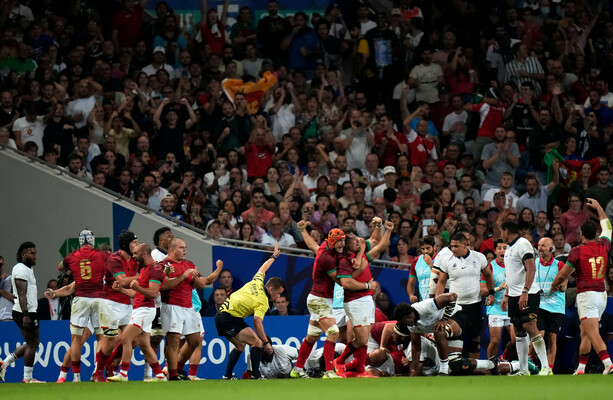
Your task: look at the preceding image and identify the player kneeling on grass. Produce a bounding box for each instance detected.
[243,336,299,379]
[215,242,282,380]
[107,244,167,382]
[393,293,497,376]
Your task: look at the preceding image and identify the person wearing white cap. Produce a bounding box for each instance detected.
[373,166,398,199]
[142,46,176,79]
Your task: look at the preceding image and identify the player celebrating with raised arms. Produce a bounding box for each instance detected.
[107,244,168,382]
[334,220,394,377]
[290,221,368,379]
[215,242,283,380]
[551,198,613,375]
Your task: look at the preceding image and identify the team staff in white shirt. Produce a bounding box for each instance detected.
[500,220,552,376]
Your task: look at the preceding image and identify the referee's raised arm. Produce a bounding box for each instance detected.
[258,242,280,275]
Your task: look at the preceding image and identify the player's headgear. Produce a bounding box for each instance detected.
[393,323,411,337]
[326,228,346,246]
[79,229,95,247]
[118,230,137,254]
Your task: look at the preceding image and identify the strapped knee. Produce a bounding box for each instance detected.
[70,325,84,335]
[307,325,323,336]
[326,324,339,336]
[103,328,118,337]
[448,339,463,348]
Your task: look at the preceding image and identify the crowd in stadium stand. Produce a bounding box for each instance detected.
[4,0,613,279]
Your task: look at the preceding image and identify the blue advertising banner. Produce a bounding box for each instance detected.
[210,246,412,314]
[0,316,313,383]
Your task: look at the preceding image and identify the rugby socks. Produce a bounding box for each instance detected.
[94,350,110,374]
[250,347,263,379]
[150,362,165,379]
[225,349,242,378]
[576,354,589,373]
[439,359,449,374]
[530,334,549,370]
[189,364,199,378]
[354,346,367,374]
[516,336,530,373]
[118,362,130,378]
[475,359,495,369]
[295,339,315,369]
[343,358,358,371]
[598,350,612,368]
[337,342,356,364]
[143,363,152,379]
[72,361,81,382]
[23,366,33,382]
[169,369,178,379]
[3,353,17,366]
[323,340,336,372]
[177,362,186,372]
[59,365,70,380]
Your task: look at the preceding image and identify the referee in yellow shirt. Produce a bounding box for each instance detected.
[215,242,284,379]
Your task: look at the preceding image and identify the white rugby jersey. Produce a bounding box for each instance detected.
[432,247,452,290]
[247,344,298,378]
[504,236,538,297]
[408,298,460,334]
[439,250,488,305]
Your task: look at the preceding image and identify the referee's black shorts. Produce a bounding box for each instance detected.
[537,309,565,334]
[215,311,249,339]
[508,294,540,328]
[451,302,483,339]
[12,311,39,332]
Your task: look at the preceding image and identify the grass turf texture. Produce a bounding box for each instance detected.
[0,375,606,400]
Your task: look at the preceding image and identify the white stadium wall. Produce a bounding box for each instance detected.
[0,147,215,296]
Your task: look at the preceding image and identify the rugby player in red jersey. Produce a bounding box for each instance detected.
[92,230,140,382]
[160,237,223,380]
[334,220,394,377]
[52,229,108,382]
[551,198,613,375]
[107,244,168,381]
[290,222,359,379]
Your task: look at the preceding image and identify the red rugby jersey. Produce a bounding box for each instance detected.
[566,238,610,293]
[160,258,196,308]
[103,251,139,305]
[133,262,165,309]
[337,252,373,302]
[310,242,337,299]
[63,246,108,298]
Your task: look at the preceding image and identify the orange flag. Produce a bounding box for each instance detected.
[221,71,277,115]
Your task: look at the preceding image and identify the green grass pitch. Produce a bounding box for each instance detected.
[1,375,607,400]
